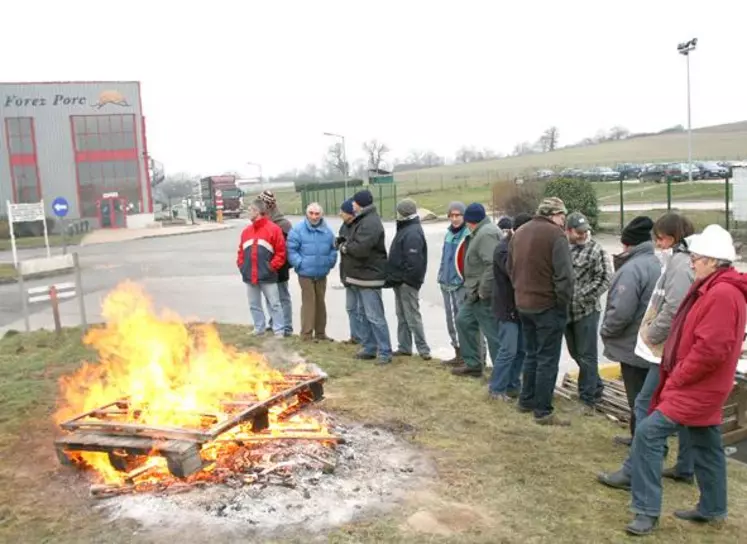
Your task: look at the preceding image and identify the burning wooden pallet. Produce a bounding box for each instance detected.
[555,373,747,445]
[55,375,326,478]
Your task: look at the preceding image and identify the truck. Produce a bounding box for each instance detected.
[197,175,243,220]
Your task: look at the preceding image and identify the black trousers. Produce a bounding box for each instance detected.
[620,362,649,436]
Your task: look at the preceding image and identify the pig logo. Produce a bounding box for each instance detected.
[92,90,130,110]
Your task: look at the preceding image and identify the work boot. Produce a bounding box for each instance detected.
[673,509,722,524]
[451,364,482,378]
[597,469,631,490]
[315,334,334,342]
[419,353,432,361]
[578,404,597,417]
[625,514,659,536]
[392,350,412,357]
[614,435,633,447]
[355,352,376,361]
[516,403,534,414]
[300,333,314,342]
[534,413,571,427]
[662,467,694,485]
[342,338,360,345]
[441,347,462,367]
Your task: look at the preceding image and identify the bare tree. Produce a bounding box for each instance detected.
[362,139,390,171]
[538,127,560,152]
[608,126,631,140]
[393,150,446,171]
[325,143,349,179]
[512,141,536,156]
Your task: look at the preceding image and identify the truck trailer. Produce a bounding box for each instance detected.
[197,175,243,220]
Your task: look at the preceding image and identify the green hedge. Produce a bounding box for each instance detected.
[544,178,599,230]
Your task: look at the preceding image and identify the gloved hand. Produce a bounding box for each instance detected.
[334,236,346,249]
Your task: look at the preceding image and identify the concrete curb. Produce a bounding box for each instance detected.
[0,267,74,285]
[80,224,233,247]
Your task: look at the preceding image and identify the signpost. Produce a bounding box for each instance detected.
[52,197,70,254]
[215,189,224,223]
[6,200,50,267]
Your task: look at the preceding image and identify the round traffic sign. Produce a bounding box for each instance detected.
[52,197,70,218]
[215,190,223,198]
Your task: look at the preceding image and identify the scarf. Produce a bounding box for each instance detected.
[449,222,466,235]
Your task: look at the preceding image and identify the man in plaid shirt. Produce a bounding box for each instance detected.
[565,212,613,412]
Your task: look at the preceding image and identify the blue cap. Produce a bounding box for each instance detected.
[340,198,355,214]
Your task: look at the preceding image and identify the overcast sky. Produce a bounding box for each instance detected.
[2,1,745,177]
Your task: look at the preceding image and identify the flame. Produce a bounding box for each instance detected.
[55,281,331,486]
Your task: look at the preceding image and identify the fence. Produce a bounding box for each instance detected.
[300,183,398,220]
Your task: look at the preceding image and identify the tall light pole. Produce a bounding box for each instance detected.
[247,161,263,189]
[323,132,348,193]
[678,38,697,186]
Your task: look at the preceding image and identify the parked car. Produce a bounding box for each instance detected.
[582,166,623,182]
[640,163,695,183]
[535,169,556,180]
[559,168,584,179]
[695,161,729,179]
[677,163,701,181]
[614,163,643,180]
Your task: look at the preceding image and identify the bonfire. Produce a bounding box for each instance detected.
[53,282,335,497]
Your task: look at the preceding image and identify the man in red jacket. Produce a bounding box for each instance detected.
[237,199,287,337]
[624,224,747,536]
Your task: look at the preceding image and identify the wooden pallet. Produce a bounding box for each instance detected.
[555,373,747,445]
[55,375,325,478]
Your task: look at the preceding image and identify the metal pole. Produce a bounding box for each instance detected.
[725,174,731,230]
[667,176,672,212]
[41,198,51,259]
[49,285,62,335]
[686,52,693,183]
[619,177,625,232]
[73,252,87,332]
[18,270,30,333]
[341,135,348,194]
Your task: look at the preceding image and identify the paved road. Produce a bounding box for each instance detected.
[0,218,628,378]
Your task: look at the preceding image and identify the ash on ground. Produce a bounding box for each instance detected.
[101,418,435,539]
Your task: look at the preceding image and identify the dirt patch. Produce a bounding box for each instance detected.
[99,420,435,541]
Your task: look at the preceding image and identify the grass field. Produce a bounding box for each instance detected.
[3,326,747,543]
[393,122,747,189]
[0,233,84,252]
[598,210,733,232]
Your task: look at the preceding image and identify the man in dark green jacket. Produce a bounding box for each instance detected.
[452,203,502,377]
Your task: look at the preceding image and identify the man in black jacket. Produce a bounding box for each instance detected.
[336,198,363,345]
[387,199,431,360]
[488,213,532,400]
[340,190,393,364]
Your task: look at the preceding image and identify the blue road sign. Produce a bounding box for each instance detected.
[52,197,69,218]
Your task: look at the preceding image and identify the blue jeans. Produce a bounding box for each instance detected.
[565,311,604,406]
[266,281,293,335]
[345,286,364,342]
[630,410,727,519]
[622,365,693,477]
[247,283,284,336]
[488,320,525,395]
[519,307,567,418]
[440,286,465,348]
[355,288,392,360]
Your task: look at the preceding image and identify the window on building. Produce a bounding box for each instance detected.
[71,114,141,218]
[4,117,41,203]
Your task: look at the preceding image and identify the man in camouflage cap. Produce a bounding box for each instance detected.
[507,196,574,426]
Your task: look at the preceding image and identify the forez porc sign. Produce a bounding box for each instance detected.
[2,90,131,110]
[8,202,45,223]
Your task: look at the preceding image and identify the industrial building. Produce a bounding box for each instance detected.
[0,81,153,229]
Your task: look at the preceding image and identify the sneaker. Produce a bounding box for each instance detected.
[419,353,433,361]
[534,413,571,427]
[315,335,334,342]
[625,514,658,536]
[392,350,412,357]
[673,509,723,524]
[663,467,694,485]
[506,389,520,399]
[597,469,631,490]
[376,357,392,366]
[355,352,376,361]
[516,403,534,414]
[613,435,633,447]
[489,392,514,402]
[450,364,483,378]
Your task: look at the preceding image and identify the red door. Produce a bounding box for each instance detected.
[96,197,128,229]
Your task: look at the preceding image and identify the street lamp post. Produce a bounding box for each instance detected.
[247,161,263,189]
[323,132,348,193]
[678,38,698,186]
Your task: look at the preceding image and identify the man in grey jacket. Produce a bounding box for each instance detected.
[600,216,661,438]
[452,203,502,378]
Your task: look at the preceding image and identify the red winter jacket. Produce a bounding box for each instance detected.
[651,268,747,427]
[236,216,286,285]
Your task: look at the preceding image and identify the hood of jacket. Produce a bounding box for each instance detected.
[270,208,291,234]
[701,266,747,299]
[613,241,654,271]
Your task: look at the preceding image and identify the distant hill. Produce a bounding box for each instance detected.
[395,121,747,186]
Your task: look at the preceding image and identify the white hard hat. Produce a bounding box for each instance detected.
[687,224,736,262]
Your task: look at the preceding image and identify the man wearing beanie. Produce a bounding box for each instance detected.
[488,213,532,400]
[437,201,470,365]
[336,198,363,344]
[508,197,573,425]
[600,216,660,438]
[259,190,294,336]
[452,202,502,378]
[340,190,393,364]
[387,199,431,360]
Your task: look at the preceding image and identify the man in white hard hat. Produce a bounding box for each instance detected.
[623,224,747,536]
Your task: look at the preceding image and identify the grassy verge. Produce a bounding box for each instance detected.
[0,263,16,280]
[2,326,747,542]
[0,234,85,252]
[599,210,732,233]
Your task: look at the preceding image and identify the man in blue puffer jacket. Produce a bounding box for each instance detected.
[287,202,337,341]
[438,201,470,365]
